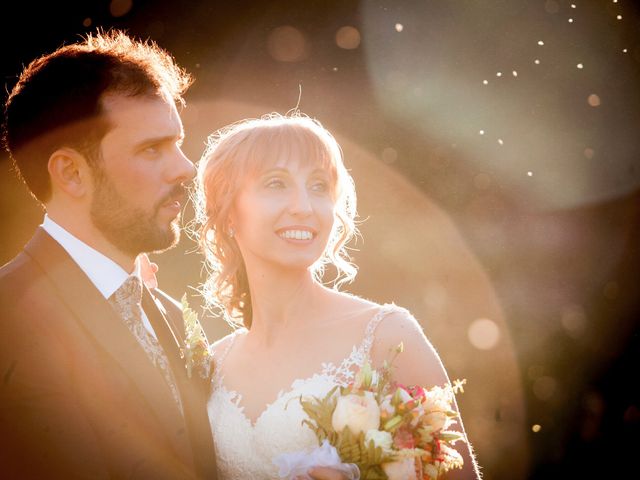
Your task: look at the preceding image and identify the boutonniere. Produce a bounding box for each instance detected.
[180,295,212,380]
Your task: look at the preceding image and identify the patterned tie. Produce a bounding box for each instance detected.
[108,275,182,411]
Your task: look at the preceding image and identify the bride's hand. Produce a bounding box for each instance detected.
[307,466,351,480]
[136,253,159,289]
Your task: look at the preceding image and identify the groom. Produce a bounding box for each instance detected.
[0,31,217,478]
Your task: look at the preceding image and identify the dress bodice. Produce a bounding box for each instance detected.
[207,304,403,479]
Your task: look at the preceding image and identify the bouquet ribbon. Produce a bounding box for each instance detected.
[273,440,360,480]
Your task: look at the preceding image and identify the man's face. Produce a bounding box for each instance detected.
[90,93,195,257]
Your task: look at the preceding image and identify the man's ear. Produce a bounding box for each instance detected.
[47,148,93,198]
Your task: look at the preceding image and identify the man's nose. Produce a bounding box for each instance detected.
[167,147,196,183]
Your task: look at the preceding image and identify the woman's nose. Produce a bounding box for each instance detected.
[287,186,313,216]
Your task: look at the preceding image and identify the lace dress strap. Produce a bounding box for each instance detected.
[360,303,407,358]
[324,303,407,386]
[211,328,247,383]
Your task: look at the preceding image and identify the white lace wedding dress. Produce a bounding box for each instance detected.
[207,304,403,479]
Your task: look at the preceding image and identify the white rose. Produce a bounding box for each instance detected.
[423,410,448,432]
[422,389,452,432]
[364,429,393,454]
[382,458,417,480]
[331,391,380,435]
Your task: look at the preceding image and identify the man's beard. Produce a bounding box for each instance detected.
[90,168,184,257]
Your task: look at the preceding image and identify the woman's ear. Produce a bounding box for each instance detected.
[47,148,92,198]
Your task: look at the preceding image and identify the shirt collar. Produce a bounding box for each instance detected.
[41,214,141,299]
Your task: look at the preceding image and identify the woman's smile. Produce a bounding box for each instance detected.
[276,226,317,243]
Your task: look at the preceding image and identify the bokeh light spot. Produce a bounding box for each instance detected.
[83,18,92,27]
[577,63,584,69]
[109,0,132,18]
[538,40,545,46]
[532,424,542,433]
[468,318,500,350]
[336,26,361,50]
[561,304,587,338]
[395,23,404,32]
[267,26,309,63]
[533,376,557,401]
[588,94,601,107]
[584,147,595,159]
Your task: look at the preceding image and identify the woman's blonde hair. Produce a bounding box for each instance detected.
[192,112,358,327]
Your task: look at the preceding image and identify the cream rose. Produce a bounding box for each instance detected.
[382,458,418,480]
[331,391,380,435]
[364,429,393,454]
[423,410,448,432]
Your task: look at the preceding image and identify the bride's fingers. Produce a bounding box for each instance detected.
[136,253,159,289]
[307,467,349,480]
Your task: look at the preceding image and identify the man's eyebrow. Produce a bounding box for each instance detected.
[135,133,184,147]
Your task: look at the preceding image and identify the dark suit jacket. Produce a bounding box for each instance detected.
[0,228,216,479]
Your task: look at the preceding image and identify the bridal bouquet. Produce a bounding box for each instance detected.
[297,345,466,479]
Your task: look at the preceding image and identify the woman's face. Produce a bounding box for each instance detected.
[229,156,336,275]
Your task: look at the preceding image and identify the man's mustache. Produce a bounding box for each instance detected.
[156,184,188,212]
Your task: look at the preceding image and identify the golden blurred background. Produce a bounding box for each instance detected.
[2,1,639,478]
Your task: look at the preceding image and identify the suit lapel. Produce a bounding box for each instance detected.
[24,229,187,454]
[141,289,183,370]
[143,289,218,478]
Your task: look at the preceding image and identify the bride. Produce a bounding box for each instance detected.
[194,113,480,479]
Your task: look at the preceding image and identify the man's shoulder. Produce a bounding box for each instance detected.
[0,250,38,291]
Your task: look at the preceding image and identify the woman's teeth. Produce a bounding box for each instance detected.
[279,230,313,240]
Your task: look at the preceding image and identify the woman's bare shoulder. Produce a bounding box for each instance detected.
[324,288,380,317]
[210,328,247,357]
[369,305,449,387]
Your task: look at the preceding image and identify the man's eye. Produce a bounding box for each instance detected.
[143,145,160,155]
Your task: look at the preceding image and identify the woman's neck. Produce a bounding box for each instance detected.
[243,265,326,345]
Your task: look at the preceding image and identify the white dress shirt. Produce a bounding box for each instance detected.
[41,215,158,339]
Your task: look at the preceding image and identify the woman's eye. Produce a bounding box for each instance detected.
[311,180,329,192]
[265,178,285,189]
